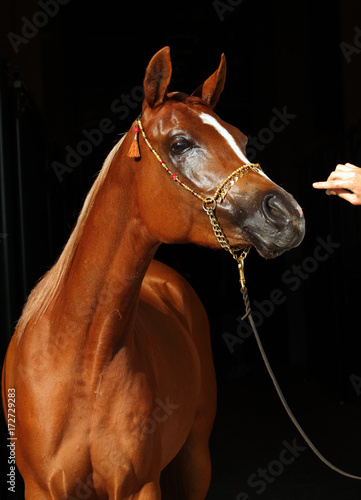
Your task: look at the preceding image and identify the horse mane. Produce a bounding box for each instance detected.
[16,135,126,340]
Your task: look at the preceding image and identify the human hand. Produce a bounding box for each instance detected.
[313,163,361,205]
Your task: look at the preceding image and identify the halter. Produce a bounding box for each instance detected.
[137,117,261,293]
[134,117,361,482]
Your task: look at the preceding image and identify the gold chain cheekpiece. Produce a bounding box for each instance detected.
[136,118,261,300]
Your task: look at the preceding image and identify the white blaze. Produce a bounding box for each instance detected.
[199,111,270,179]
[199,111,249,163]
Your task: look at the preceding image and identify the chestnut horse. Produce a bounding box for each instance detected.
[2,47,305,499]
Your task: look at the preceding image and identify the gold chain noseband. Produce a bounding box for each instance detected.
[137,118,260,293]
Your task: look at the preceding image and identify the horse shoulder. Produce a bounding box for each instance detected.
[140,260,216,389]
[141,259,208,333]
[142,260,217,441]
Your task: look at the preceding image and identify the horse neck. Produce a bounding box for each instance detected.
[52,143,159,351]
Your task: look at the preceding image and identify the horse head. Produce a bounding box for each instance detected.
[129,46,305,258]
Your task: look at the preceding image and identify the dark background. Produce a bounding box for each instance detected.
[1,0,361,498]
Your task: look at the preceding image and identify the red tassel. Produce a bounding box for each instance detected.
[128,126,141,158]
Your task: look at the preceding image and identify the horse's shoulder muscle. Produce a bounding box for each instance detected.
[141,259,207,327]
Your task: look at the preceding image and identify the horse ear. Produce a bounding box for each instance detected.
[143,46,172,109]
[192,53,226,109]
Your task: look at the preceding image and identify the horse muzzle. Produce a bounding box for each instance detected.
[238,189,306,259]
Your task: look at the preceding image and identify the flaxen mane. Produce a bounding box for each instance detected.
[16,136,125,340]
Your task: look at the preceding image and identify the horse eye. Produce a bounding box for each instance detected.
[171,139,192,154]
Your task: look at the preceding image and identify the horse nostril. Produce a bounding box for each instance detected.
[262,194,289,223]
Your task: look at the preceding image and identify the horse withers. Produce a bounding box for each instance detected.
[2,47,305,499]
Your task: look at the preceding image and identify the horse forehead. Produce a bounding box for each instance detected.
[195,111,271,180]
[197,111,249,164]
[154,102,206,132]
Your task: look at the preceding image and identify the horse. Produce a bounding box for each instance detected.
[2,46,305,499]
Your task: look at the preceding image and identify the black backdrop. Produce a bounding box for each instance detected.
[1,0,361,498]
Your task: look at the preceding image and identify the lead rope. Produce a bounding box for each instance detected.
[203,203,361,481]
